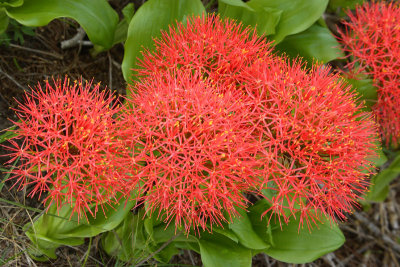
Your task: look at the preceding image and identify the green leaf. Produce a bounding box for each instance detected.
[345,77,378,109]
[247,199,274,246]
[367,185,389,202]
[101,210,188,264]
[228,209,269,250]
[218,0,282,36]
[25,196,136,260]
[275,24,344,64]
[152,223,197,243]
[328,0,364,10]
[122,0,205,83]
[265,214,345,263]
[25,205,84,260]
[60,198,137,237]
[0,126,16,143]
[114,3,135,44]
[367,154,400,202]
[250,0,329,43]
[368,144,388,168]
[198,232,252,267]
[0,0,23,8]
[0,157,18,193]
[92,3,135,55]
[144,217,154,241]
[174,240,201,253]
[212,224,239,243]
[151,243,180,263]
[5,0,118,49]
[0,8,9,33]
[102,211,151,262]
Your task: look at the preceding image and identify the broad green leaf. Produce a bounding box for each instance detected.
[114,3,135,44]
[92,3,135,55]
[102,210,187,264]
[345,77,378,109]
[328,0,365,10]
[5,0,118,49]
[25,205,83,260]
[218,0,282,36]
[275,24,344,64]
[144,218,154,240]
[213,224,239,243]
[152,224,180,243]
[368,144,388,168]
[102,211,151,262]
[265,214,345,263]
[0,8,8,33]
[198,232,252,267]
[174,240,201,253]
[250,0,329,43]
[122,0,205,83]
[367,154,400,202]
[0,0,23,7]
[247,199,274,246]
[228,209,269,250]
[151,243,180,263]
[366,185,389,202]
[60,198,137,237]
[152,223,197,243]
[25,196,135,260]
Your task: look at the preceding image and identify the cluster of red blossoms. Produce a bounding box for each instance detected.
[7,15,377,233]
[6,78,129,219]
[338,1,400,145]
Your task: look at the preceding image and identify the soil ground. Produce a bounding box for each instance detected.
[0,1,399,266]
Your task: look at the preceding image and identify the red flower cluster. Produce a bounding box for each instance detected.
[6,78,128,219]
[125,15,377,232]
[6,15,378,233]
[138,15,273,90]
[338,1,400,145]
[244,59,376,227]
[120,70,263,233]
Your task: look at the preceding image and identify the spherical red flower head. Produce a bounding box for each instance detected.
[138,14,273,91]
[243,58,378,229]
[121,70,262,233]
[338,1,400,145]
[6,77,127,220]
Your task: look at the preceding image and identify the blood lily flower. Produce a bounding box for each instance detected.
[137,14,273,91]
[243,59,378,228]
[338,1,400,145]
[5,77,127,219]
[120,70,263,233]
[124,14,378,232]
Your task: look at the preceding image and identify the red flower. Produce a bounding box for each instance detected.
[243,58,377,228]
[125,14,378,232]
[120,70,262,233]
[338,1,400,145]
[5,77,127,220]
[137,14,273,91]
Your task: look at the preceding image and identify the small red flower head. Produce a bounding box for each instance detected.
[243,58,378,228]
[6,77,127,219]
[120,70,262,233]
[138,14,273,90]
[338,1,400,145]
